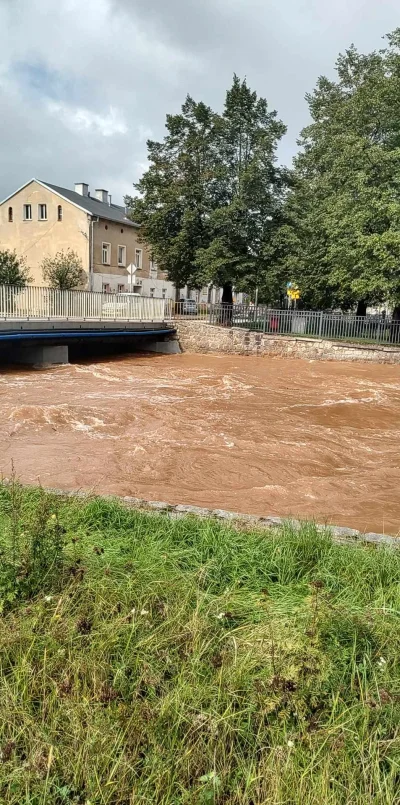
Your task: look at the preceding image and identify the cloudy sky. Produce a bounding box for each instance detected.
[0,0,399,205]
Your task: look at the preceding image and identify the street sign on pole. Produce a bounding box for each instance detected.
[126,263,137,293]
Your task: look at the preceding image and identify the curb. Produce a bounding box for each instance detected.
[37,486,399,551]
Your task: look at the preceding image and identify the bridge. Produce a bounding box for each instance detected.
[0,285,176,365]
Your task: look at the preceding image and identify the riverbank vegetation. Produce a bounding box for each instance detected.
[0,482,399,804]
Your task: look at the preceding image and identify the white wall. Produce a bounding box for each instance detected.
[91,272,175,297]
[141,277,175,299]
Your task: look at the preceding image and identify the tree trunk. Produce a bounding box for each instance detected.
[221,283,233,326]
[221,283,233,306]
[356,300,367,317]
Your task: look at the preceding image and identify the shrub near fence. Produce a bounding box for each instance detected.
[206,305,400,346]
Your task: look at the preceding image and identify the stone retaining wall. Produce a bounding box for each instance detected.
[175,320,400,363]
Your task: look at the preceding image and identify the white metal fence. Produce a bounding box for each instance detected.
[208,305,400,346]
[0,285,168,322]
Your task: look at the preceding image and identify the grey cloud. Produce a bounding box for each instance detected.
[0,0,400,204]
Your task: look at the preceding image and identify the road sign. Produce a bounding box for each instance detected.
[126,263,137,275]
[287,288,300,300]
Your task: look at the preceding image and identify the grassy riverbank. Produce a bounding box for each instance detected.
[0,483,399,804]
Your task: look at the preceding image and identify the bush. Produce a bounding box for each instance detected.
[41,249,86,290]
[0,249,31,286]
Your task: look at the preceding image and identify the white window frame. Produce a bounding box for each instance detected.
[135,248,143,269]
[57,205,63,222]
[117,283,125,293]
[117,245,126,266]
[23,204,32,221]
[38,203,47,221]
[150,287,155,298]
[102,242,111,265]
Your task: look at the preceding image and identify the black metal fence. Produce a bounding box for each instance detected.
[207,305,400,346]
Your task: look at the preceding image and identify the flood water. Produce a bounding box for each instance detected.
[0,352,399,534]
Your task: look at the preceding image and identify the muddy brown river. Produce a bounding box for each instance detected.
[0,353,399,534]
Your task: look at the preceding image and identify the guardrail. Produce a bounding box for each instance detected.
[0,285,168,322]
[207,305,400,346]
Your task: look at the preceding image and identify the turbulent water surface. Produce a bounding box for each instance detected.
[0,352,399,534]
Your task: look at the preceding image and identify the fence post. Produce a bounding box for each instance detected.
[209,303,213,325]
[318,311,323,338]
[263,307,267,333]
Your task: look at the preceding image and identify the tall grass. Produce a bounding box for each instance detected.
[0,484,399,804]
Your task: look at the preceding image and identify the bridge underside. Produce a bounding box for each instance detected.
[0,321,177,366]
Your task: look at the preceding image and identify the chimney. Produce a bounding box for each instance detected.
[108,193,112,206]
[95,189,109,204]
[75,182,89,196]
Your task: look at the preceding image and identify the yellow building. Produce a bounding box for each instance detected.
[0,179,173,298]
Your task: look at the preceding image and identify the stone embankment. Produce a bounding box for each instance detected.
[174,320,400,363]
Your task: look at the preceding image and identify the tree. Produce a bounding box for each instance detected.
[194,76,287,303]
[126,77,287,302]
[41,249,86,290]
[126,96,218,297]
[0,249,31,286]
[281,30,400,311]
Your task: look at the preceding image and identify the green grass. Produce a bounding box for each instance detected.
[0,483,399,804]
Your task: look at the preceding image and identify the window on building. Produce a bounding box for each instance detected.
[23,204,32,221]
[150,287,155,298]
[117,245,126,266]
[102,283,111,293]
[117,284,125,292]
[38,204,47,220]
[57,205,63,221]
[149,258,157,278]
[8,207,13,222]
[102,243,111,265]
[162,289,167,299]
[135,248,143,269]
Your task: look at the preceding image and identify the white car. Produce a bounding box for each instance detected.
[101,293,142,318]
[179,298,198,315]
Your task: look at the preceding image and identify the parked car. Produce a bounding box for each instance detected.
[101,293,141,318]
[179,298,198,315]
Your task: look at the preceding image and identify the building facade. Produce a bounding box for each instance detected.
[0,179,174,298]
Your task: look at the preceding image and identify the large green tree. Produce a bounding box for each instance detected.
[126,77,287,302]
[195,76,287,304]
[126,96,217,298]
[283,31,400,312]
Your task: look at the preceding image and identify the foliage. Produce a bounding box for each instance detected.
[281,30,400,310]
[0,485,400,803]
[0,249,31,286]
[126,77,287,300]
[0,477,65,611]
[41,249,86,290]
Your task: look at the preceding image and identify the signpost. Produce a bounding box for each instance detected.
[126,263,137,293]
[286,282,300,308]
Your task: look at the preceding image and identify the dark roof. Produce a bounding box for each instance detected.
[39,180,138,227]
